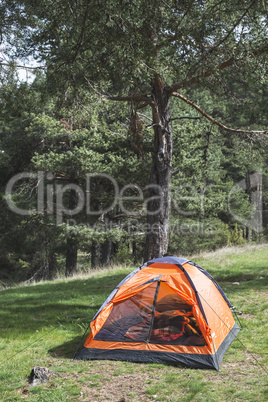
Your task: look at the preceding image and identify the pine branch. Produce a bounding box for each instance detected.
[171,91,268,136]
[70,2,91,63]
[184,0,258,81]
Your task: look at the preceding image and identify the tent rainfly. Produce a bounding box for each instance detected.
[75,257,240,370]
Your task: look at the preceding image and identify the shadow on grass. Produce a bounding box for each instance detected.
[209,268,267,286]
[49,335,85,359]
[0,272,128,334]
[219,276,268,296]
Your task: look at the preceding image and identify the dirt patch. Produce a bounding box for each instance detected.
[18,356,267,401]
[72,361,156,401]
[80,373,153,401]
[75,358,266,401]
[204,355,267,386]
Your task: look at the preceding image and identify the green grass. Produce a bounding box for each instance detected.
[0,244,267,401]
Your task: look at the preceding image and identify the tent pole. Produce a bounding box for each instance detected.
[146,280,161,342]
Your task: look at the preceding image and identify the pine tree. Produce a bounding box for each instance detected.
[1,0,267,261]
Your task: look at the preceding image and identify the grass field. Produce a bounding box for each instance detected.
[0,244,267,401]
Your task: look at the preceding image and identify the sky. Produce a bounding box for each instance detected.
[0,42,41,83]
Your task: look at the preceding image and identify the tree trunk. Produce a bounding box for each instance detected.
[250,171,263,242]
[91,241,101,269]
[245,171,263,243]
[101,240,112,267]
[65,237,78,277]
[65,189,78,277]
[144,76,173,261]
[257,172,263,243]
[245,171,252,242]
[132,240,138,263]
[47,251,55,280]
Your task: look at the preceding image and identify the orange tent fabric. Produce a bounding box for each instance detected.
[75,257,240,370]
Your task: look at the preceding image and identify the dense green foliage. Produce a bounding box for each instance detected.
[1,73,267,281]
[0,1,267,280]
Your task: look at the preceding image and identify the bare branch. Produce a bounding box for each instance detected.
[170,46,265,92]
[136,101,151,110]
[137,113,152,122]
[0,62,45,70]
[170,56,235,92]
[109,95,153,110]
[171,91,268,136]
[170,116,201,121]
[171,168,180,176]
[84,76,106,97]
[146,122,170,134]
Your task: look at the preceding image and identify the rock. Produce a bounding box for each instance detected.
[28,366,53,387]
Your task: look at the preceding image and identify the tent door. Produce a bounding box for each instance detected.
[94,280,207,346]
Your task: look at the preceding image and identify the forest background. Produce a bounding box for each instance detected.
[0,0,267,283]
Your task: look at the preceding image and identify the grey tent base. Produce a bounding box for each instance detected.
[75,323,240,371]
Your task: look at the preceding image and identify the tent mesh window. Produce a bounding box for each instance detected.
[94,283,157,342]
[94,281,207,346]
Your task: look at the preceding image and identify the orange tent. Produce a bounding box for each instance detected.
[75,257,240,370]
